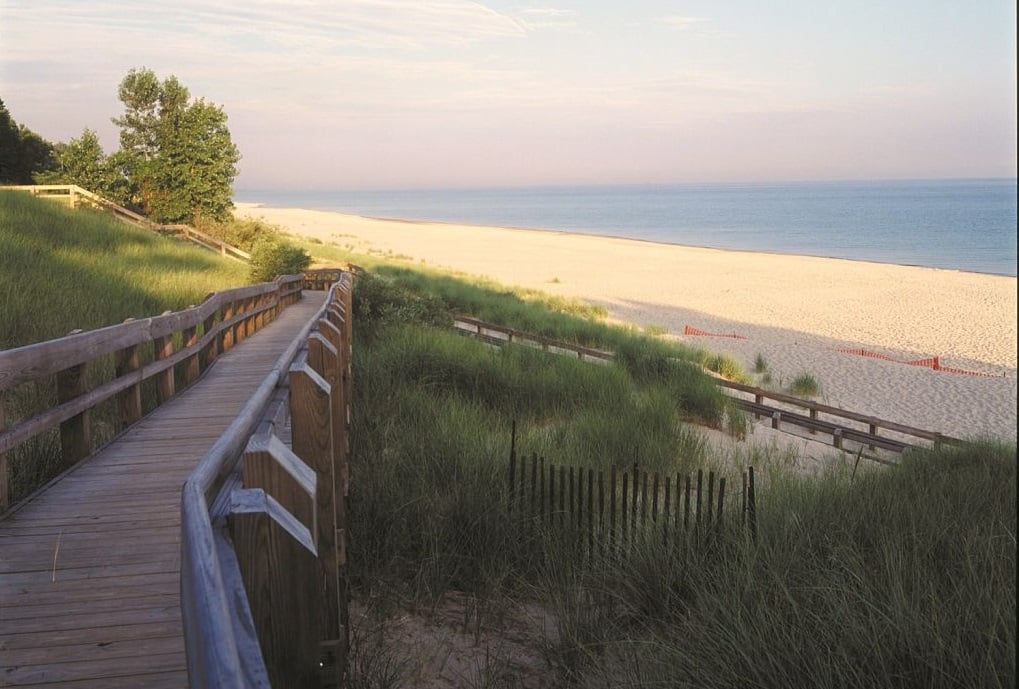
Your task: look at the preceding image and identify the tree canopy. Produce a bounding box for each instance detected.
[0,98,57,184]
[8,68,241,225]
[112,68,241,224]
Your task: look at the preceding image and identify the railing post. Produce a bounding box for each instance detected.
[245,297,257,338]
[222,302,236,351]
[229,487,320,689]
[0,400,8,513]
[182,316,201,387]
[290,361,344,685]
[56,331,90,469]
[153,312,176,405]
[233,299,247,345]
[202,303,219,368]
[115,319,142,429]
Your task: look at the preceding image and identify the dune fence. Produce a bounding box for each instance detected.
[507,439,758,559]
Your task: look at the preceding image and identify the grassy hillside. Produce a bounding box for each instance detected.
[2,190,1013,687]
[0,190,250,504]
[0,190,248,349]
[342,269,1017,689]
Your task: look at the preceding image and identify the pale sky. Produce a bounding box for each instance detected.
[1,1,1015,189]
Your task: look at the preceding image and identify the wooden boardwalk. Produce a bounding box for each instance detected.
[0,292,327,688]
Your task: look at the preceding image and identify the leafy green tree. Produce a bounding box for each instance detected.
[0,98,57,183]
[0,99,22,182]
[112,68,240,224]
[35,129,127,199]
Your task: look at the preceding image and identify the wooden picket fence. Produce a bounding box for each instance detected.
[507,442,758,556]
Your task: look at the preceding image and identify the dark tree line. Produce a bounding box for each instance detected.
[3,67,241,225]
[0,98,56,184]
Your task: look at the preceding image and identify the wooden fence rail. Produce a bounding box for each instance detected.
[1,184,252,261]
[181,269,353,689]
[453,315,963,454]
[0,275,304,512]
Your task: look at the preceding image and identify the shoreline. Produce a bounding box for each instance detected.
[235,202,1018,441]
[235,200,1019,279]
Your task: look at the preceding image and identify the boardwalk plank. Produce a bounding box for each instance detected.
[0,293,325,686]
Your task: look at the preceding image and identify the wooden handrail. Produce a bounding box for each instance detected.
[453,315,964,451]
[181,270,353,688]
[0,275,305,511]
[1,185,252,262]
[455,315,614,361]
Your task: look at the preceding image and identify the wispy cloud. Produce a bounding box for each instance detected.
[659,15,710,30]
[3,1,527,51]
[518,6,578,31]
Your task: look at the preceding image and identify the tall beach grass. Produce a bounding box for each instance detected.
[0,190,249,504]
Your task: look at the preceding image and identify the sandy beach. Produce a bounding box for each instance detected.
[237,203,1017,444]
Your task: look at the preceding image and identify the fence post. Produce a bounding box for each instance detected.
[315,318,348,495]
[290,361,344,686]
[115,322,142,430]
[153,312,175,405]
[202,297,219,369]
[182,317,201,387]
[231,440,320,688]
[0,401,8,513]
[747,466,757,541]
[56,331,90,469]
[221,302,236,352]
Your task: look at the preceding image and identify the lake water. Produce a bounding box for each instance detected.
[236,179,1017,276]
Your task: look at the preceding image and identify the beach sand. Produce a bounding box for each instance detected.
[237,203,1017,444]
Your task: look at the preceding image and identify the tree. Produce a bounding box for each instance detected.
[35,129,127,200]
[249,236,312,283]
[112,68,241,224]
[0,98,57,183]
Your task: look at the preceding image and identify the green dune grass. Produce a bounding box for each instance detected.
[0,190,248,349]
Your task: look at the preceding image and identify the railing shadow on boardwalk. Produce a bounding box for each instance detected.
[180,270,353,689]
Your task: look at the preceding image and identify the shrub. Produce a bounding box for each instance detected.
[788,372,821,397]
[196,216,283,251]
[248,235,311,283]
[352,272,451,333]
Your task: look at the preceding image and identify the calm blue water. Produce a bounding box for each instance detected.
[236,179,1017,276]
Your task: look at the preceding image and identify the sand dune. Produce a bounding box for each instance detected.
[237,203,1017,442]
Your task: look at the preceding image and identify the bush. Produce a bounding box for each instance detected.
[248,235,311,283]
[788,372,821,397]
[352,272,451,333]
[198,216,282,251]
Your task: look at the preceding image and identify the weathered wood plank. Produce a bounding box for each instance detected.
[0,291,326,688]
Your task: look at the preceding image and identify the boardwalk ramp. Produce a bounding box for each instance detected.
[1,291,327,687]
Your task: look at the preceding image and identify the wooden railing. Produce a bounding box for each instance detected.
[0,276,304,513]
[453,315,964,454]
[181,270,353,688]
[709,377,963,451]
[455,315,614,362]
[1,184,252,262]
